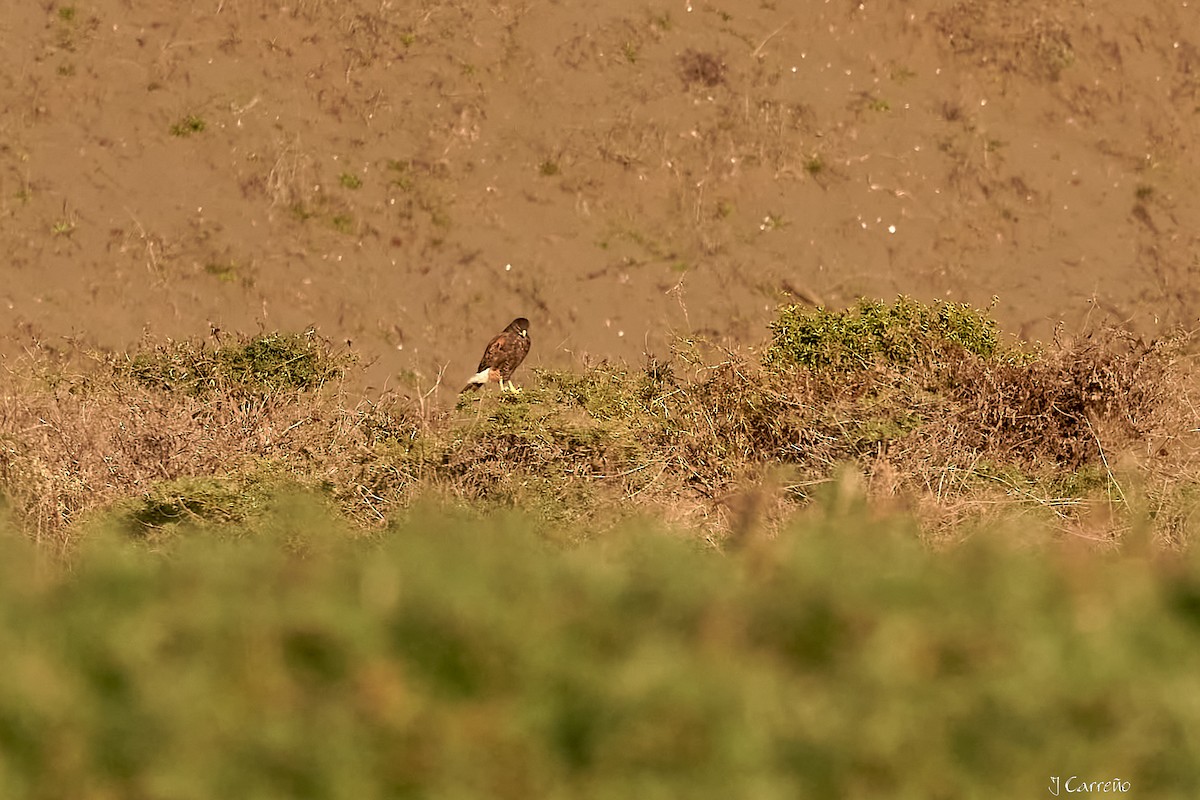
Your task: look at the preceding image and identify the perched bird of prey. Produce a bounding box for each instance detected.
[461,317,530,393]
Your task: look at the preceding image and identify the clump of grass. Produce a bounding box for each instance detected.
[759,213,786,231]
[289,203,315,222]
[648,10,672,30]
[538,160,560,176]
[386,160,415,191]
[330,213,355,234]
[170,114,206,137]
[204,262,238,282]
[678,50,726,88]
[1031,19,1075,81]
[339,172,363,190]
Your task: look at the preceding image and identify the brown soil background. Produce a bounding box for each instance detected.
[2,0,1197,392]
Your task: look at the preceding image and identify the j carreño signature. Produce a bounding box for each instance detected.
[1049,776,1131,796]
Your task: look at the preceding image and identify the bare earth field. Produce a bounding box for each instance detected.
[1,0,1197,390]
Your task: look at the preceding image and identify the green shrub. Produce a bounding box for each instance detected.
[766,296,1000,371]
[129,331,346,395]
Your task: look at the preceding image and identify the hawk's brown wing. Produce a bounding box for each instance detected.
[478,331,530,379]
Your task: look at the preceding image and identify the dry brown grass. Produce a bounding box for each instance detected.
[0,310,1196,552]
[0,368,310,552]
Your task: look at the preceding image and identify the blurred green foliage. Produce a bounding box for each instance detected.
[0,494,1196,798]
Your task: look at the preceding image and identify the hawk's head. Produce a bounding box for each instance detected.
[507,317,530,338]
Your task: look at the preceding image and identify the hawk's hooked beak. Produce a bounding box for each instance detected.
[520,330,528,337]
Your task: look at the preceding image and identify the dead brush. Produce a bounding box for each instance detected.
[0,333,354,551]
[950,328,1179,467]
[663,301,1195,540]
[0,379,321,553]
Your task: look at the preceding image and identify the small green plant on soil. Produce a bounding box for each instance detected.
[170,114,206,137]
[804,155,825,175]
[330,213,354,234]
[1031,23,1075,80]
[339,173,363,190]
[204,262,238,283]
[759,213,786,232]
[52,4,94,50]
[386,160,415,191]
[288,203,316,222]
[538,160,560,176]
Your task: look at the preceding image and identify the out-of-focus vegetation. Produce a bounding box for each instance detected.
[0,495,1197,798]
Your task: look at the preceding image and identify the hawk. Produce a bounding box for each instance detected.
[461,317,530,393]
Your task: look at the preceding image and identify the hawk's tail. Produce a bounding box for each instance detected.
[460,368,492,394]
